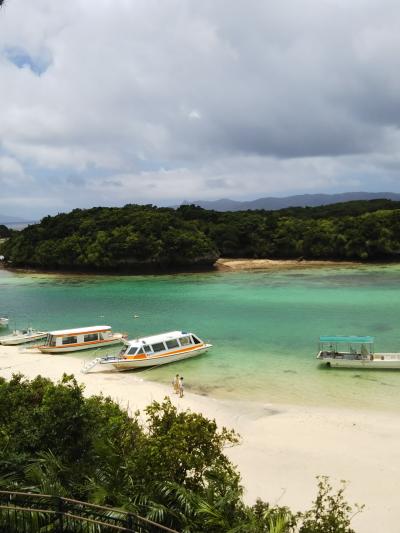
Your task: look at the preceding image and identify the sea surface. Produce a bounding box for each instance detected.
[1,265,400,412]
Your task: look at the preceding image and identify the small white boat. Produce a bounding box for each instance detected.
[317,336,400,369]
[0,317,9,328]
[0,328,48,345]
[83,330,211,372]
[38,325,126,354]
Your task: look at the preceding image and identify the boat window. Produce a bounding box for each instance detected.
[49,335,57,346]
[136,348,144,355]
[152,342,166,352]
[62,335,78,345]
[191,335,201,345]
[84,333,98,342]
[166,339,179,349]
[127,346,138,355]
[179,336,192,346]
[143,344,152,353]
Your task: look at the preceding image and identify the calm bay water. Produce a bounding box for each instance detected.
[1,265,400,411]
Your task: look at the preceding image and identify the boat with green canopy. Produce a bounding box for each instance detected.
[317,335,400,369]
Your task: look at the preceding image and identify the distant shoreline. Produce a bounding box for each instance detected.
[1,257,395,276]
[215,258,360,271]
[0,257,363,276]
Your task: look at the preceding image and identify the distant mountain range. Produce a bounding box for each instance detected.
[2,192,400,225]
[192,192,400,211]
[0,214,35,226]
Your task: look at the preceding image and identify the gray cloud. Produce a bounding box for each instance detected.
[1,0,400,217]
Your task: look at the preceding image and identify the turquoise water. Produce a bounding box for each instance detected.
[1,265,400,411]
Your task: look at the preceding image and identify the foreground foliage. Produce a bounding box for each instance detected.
[2,200,400,271]
[0,374,361,531]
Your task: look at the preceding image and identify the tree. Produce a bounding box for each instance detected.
[299,476,363,533]
[0,375,362,532]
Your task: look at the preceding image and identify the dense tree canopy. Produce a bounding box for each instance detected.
[1,200,400,271]
[0,374,360,532]
[0,224,12,239]
[0,205,219,271]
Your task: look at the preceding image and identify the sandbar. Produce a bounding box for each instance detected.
[0,343,399,533]
[216,258,359,271]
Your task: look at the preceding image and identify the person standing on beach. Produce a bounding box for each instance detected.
[179,376,184,398]
[173,374,180,394]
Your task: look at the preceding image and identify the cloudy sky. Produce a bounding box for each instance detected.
[1,0,400,218]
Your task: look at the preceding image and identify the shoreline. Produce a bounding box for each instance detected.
[0,258,369,277]
[215,258,361,271]
[1,344,399,532]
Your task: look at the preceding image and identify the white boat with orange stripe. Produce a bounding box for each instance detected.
[83,330,211,372]
[38,325,126,354]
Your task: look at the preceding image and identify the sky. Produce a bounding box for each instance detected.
[1,0,400,219]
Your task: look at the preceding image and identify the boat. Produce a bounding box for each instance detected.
[82,330,211,372]
[0,317,9,328]
[37,325,126,354]
[317,336,400,369]
[0,327,48,345]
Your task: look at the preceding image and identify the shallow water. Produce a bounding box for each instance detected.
[1,265,400,411]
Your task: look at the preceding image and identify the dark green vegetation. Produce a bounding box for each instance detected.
[0,491,172,532]
[0,205,219,271]
[0,225,13,239]
[2,199,400,271]
[0,375,361,532]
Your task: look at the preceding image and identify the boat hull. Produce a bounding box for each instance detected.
[104,344,211,370]
[38,337,124,354]
[0,332,47,345]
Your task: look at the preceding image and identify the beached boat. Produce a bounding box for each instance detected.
[0,327,48,345]
[317,336,400,369]
[82,330,211,372]
[0,317,9,328]
[38,326,126,354]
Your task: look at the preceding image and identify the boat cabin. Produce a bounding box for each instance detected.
[318,335,375,359]
[45,326,115,348]
[120,330,203,359]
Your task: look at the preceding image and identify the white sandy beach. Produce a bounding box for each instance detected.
[1,344,399,533]
[216,258,359,271]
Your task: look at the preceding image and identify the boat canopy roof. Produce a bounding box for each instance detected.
[126,330,192,346]
[319,335,374,344]
[49,325,112,336]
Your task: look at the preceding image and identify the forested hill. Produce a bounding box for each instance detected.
[1,200,400,271]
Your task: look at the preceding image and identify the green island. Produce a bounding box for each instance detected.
[0,374,360,532]
[1,199,400,272]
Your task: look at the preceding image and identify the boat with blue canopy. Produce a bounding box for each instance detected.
[317,335,400,369]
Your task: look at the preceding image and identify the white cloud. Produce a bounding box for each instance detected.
[0,156,24,177]
[1,0,400,217]
[188,110,201,120]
